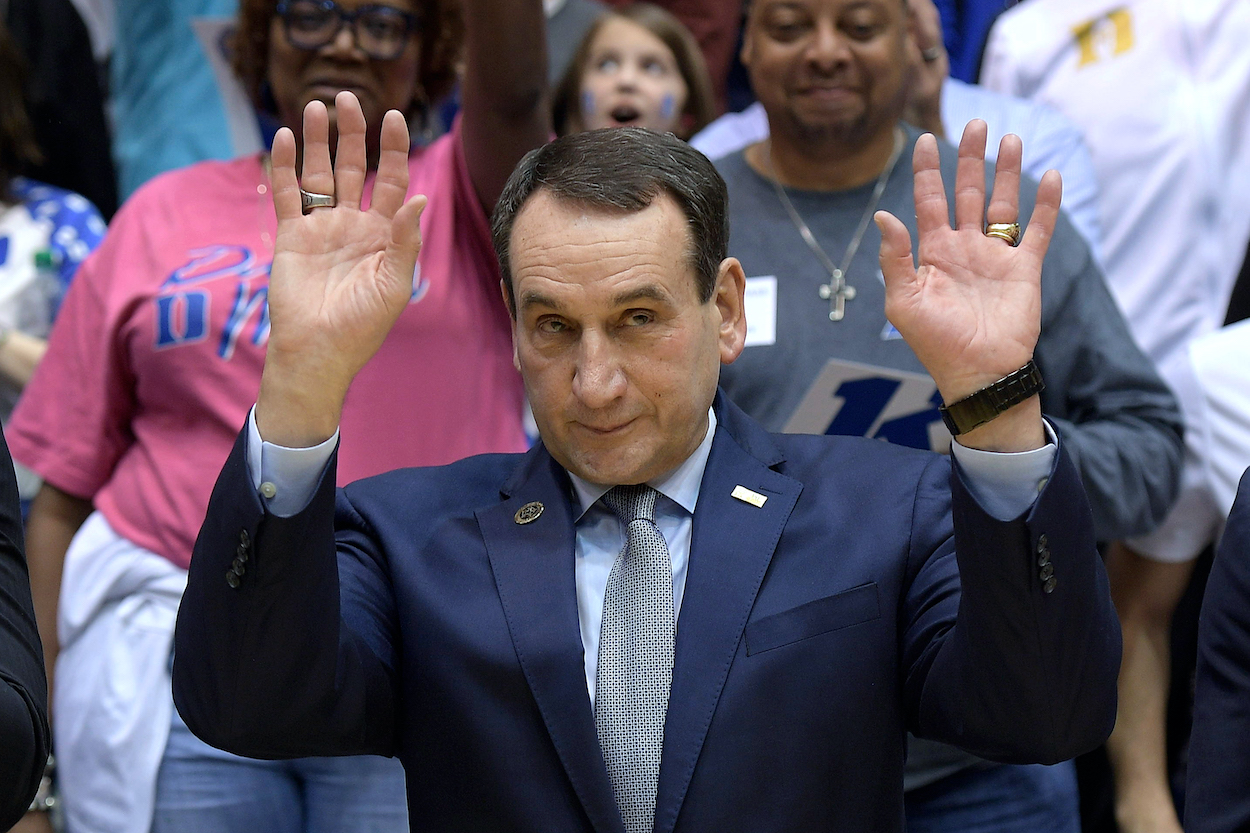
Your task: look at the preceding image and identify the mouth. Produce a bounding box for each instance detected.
[575,418,636,437]
[609,104,643,125]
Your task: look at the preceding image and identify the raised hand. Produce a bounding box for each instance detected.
[256,90,427,447]
[875,119,1062,450]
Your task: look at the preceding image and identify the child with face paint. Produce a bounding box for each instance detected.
[553,3,717,140]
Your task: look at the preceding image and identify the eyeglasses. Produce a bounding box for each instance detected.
[275,0,419,61]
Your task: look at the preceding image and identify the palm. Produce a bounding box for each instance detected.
[878,122,1061,400]
[265,94,426,386]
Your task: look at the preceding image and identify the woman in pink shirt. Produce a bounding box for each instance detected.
[7,1,548,830]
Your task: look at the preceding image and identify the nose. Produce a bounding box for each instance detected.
[807,20,850,70]
[324,17,364,57]
[614,60,641,90]
[571,331,628,409]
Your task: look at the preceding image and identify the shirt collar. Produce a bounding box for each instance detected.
[568,408,718,521]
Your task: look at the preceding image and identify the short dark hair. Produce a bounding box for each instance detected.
[492,127,728,314]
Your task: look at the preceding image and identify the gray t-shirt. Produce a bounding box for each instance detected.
[716,127,1182,543]
[715,126,1183,789]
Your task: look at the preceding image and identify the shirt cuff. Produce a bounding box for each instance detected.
[950,421,1059,521]
[245,406,338,518]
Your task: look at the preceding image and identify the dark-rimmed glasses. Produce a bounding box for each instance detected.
[275,0,419,61]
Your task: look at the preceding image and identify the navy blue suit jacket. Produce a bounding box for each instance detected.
[173,393,1119,832]
[1187,467,1250,833]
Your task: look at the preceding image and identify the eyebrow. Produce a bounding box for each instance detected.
[516,283,674,313]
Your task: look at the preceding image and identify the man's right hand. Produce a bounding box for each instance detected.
[256,90,427,448]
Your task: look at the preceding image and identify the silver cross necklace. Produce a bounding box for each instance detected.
[765,128,906,321]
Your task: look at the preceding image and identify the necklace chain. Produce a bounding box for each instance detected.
[765,129,905,321]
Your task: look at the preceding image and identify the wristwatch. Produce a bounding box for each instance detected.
[938,360,1045,436]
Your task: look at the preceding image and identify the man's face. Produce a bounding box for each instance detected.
[742,0,911,147]
[507,191,746,487]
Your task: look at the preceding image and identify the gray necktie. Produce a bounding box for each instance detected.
[595,484,675,833]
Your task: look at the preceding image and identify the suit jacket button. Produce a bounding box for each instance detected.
[226,570,241,589]
[1037,550,1051,568]
[236,544,249,562]
[1039,562,1054,582]
[239,529,251,547]
[1035,534,1048,555]
[1043,576,1057,594]
[232,558,247,575]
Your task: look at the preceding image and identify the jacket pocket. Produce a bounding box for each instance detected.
[745,582,881,655]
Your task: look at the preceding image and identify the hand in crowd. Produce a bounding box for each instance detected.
[903,0,949,138]
[875,119,1061,450]
[256,90,425,448]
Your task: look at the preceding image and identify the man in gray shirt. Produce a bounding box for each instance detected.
[716,0,1182,831]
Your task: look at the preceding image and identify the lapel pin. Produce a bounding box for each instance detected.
[731,485,767,508]
[514,501,544,524]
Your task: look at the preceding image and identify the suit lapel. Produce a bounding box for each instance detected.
[477,446,625,833]
[654,397,802,833]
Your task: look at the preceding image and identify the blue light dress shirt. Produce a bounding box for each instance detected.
[245,406,1056,702]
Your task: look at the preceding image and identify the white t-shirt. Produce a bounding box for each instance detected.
[981,0,1250,371]
[1129,320,1250,562]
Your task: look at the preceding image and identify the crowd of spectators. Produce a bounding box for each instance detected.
[2,0,1249,831]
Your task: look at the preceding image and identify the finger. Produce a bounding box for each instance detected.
[912,133,950,237]
[954,119,988,231]
[369,110,412,218]
[300,100,335,200]
[1020,169,1063,261]
[333,91,368,210]
[986,133,1022,225]
[270,127,303,221]
[875,210,917,292]
[384,195,428,287]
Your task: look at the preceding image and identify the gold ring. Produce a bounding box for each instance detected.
[984,222,1022,246]
[300,189,336,214]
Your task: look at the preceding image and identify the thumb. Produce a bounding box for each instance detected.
[876,210,917,294]
[385,194,427,286]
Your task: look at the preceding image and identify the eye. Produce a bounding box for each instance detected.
[641,57,668,76]
[765,15,810,42]
[595,55,621,72]
[537,317,569,335]
[623,310,655,327]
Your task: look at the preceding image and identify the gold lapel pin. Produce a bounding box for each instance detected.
[731,485,767,508]
[514,501,544,524]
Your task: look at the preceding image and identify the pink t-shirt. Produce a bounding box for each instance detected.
[8,124,527,569]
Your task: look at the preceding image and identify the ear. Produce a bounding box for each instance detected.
[500,278,522,371]
[713,257,748,365]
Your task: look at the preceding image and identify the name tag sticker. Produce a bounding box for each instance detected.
[744,276,777,347]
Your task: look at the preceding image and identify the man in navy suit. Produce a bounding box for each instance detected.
[172,91,1120,832]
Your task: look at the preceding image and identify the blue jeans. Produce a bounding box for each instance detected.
[905,762,1080,833]
[153,707,409,833]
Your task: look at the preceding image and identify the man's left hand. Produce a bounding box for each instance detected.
[875,120,1062,451]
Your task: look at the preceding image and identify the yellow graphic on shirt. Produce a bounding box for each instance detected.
[1073,8,1134,67]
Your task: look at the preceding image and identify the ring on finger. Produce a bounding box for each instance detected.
[300,188,337,214]
[984,222,1022,246]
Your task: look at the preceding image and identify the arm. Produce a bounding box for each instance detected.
[1033,223,1184,540]
[1186,470,1250,833]
[0,436,51,830]
[23,483,93,711]
[901,443,1119,763]
[459,0,549,211]
[176,91,420,752]
[0,330,48,389]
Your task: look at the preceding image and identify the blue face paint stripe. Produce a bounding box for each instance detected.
[660,93,675,119]
[581,90,596,116]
